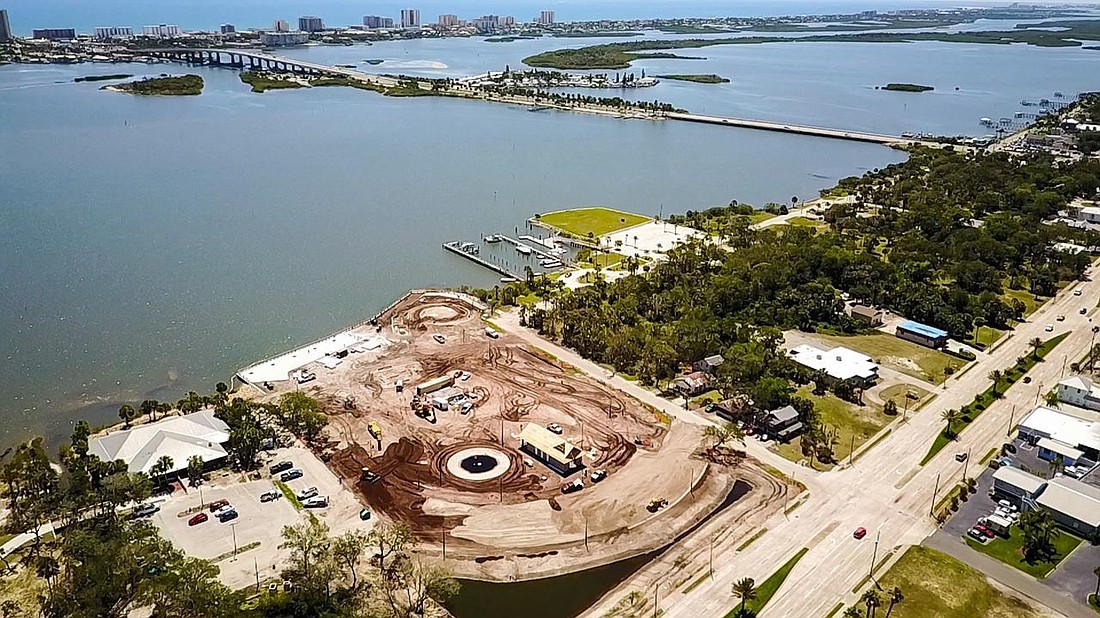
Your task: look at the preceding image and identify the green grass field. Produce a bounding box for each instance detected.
[786,216,826,228]
[536,207,649,238]
[749,212,777,224]
[723,548,808,617]
[810,332,965,384]
[879,383,933,410]
[967,325,1007,349]
[588,251,626,268]
[771,386,889,468]
[965,527,1082,578]
[875,546,1042,618]
[1003,287,1047,317]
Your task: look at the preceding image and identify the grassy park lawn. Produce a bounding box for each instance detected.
[536,207,648,238]
[967,326,1007,349]
[879,383,933,410]
[749,212,777,224]
[786,216,826,228]
[586,251,626,269]
[1003,287,1047,317]
[811,332,965,384]
[689,389,723,408]
[772,386,889,467]
[723,548,809,617]
[965,526,1082,578]
[876,546,1042,618]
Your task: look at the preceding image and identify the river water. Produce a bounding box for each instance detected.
[0,57,907,446]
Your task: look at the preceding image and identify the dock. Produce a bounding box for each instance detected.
[442,241,522,279]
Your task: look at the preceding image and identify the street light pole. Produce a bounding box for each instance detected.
[230,522,238,559]
[929,473,941,517]
[870,530,880,583]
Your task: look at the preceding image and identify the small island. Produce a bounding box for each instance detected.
[104,74,203,95]
[657,74,730,84]
[485,35,539,43]
[364,59,384,65]
[881,83,935,92]
[239,71,305,92]
[75,73,133,83]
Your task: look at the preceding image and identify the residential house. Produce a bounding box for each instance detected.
[849,304,884,327]
[1056,375,1100,412]
[760,405,803,442]
[692,355,725,375]
[673,371,710,398]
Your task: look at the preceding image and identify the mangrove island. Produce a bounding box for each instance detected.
[104,74,204,95]
[882,83,934,92]
[657,74,730,84]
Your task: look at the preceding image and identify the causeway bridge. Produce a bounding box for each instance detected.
[148,48,908,145]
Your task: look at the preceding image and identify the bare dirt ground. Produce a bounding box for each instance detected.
[254,291,780,580]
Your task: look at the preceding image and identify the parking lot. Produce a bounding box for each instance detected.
[150,444,373,589]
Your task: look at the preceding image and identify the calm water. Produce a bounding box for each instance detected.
[0,61,904,446]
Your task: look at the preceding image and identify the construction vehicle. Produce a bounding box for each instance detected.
[646,498,669,513]
[368,421,382,441]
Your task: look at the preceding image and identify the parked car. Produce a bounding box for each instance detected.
[590,469,607,483]
[547,423,564,434]
[1081,307,1088,315]
[188,512,208,526]
[1057,315,1065,322]
[1045,324,1054,332]
[360,467,381,484]
[433,334,446,344]
[208,499,231,513]
[260,490,282,503]
[303,496,329,509]
[485,327,500,339]
[296,487,319,501]
[955,452,968,462]
[561,479,584,494]
[460,371,471,381]
[280,468,304,482]
[132,503,159,518]
[967,528,986,541]
[217,508,239,522]
[360,508,372,521]
[270,461,294,475]
[853,527,868,540]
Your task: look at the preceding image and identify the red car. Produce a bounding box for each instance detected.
[208,499,230,513]
[853,527,868,540]
[188,512,208,526]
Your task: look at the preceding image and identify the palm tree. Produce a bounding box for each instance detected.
[1092,564,1100,599]
[1030,337,1044,359]
[861,589,882,618]
[987,370,1003,396]
[884,586,904,618]
[731,578,756,616]
[118,404,136,428]
[150,455,174,487]
[843,607,863,618]
[1049,457,1065,477]
[941,408,961,438]
[1044,391,1060,407]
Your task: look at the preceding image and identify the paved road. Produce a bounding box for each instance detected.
[925,532,1093,618]
[497,263,1100,618]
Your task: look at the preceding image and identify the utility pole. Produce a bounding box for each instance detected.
[929,473,941,517]
[709,537,714,579]
[870,530,880,583]
[254,557,260,591]
[584,516,589,552]
[849,434,856,465]
[962,447,971,481]
[1007,404,1016,437]
[230,523,238,559]
[653,582,659,618]
[442,529,447,560]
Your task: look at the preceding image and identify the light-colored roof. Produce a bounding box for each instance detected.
[897,320,948,339]
[850,304,881,318]
[88,410,230,475]
[518,424,581,465]
[1036,477,1100,528]
[1020,406,1100,453]
[1059,375,1095,392]
[992,466,1047,495]
[1037,437,1084,460]
[767,405,799,424]
[788,344,878,381]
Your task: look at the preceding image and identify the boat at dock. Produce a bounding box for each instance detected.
[516,245,533,255]
[500,276,518,283]
[484,234,502,243]
[528,105,550,112]
[539,259,563,268]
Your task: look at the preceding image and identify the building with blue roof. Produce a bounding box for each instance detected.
[895,320,949,349]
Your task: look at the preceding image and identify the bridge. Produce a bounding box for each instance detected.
[148,48,908,145]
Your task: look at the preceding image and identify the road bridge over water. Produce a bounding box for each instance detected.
[149,48,908,145]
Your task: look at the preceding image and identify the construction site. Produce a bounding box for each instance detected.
[244,290,792,581]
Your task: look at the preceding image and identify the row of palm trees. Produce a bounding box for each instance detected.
[731,577,902,617]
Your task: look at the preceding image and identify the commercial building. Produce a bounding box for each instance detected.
[220,24,236,34]
[260,31,310,46]
[273,19,290,32]
[142,24,181,38]
[788,343,879,387]
[437,14,460,27]
[88,410,231,477]
[1033,477,1100,541]
[1056,375,1100,412]
[1017,405,1100,465]
[299,16,324,32]
[991,466,1047,505]
[32,28,76,41]
[538,10,556,25]
[895,320,949,348]
[363,15,393,29]
[94,26,134,40]
[0,10,13,43]
[518,423,583,475]
[400,9,420,29]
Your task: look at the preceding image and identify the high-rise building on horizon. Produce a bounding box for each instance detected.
[299,15,323,32]
[94,26,134,40]
[0,10,13,43]
[32,28,75,40]
[220,24,235,34]
[437,14,459,27]
[273,19,290,32]
[141,24,180,37]
[538,10,556,25]
[363,15,392,28]
[400,9,420,29]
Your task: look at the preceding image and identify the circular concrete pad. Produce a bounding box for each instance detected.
[446,447,511,482]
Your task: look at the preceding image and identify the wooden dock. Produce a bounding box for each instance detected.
[442,241,522,279]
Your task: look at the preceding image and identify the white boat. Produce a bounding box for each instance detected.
[500,276,518,283]
[539,259,563,268]
[516,244,533,255]
[484,234,502,243]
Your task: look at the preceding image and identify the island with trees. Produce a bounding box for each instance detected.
[104,74,204,95]
[882,83,934,92]
[657,73,730,84]
[74,73,133,83]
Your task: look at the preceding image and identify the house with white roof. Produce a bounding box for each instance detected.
[1057,375,1100,412]
[788,343,878,387]
[1016,405,1100,466]
[88,409,231,477]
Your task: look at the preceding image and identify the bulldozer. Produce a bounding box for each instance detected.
[368,421,382,441]
[646,498,669,513]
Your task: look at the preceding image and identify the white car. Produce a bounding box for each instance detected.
[296,486,319,501]
[547,423,564,434]
[1045,324,1054,332]
[303,495,329,508]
